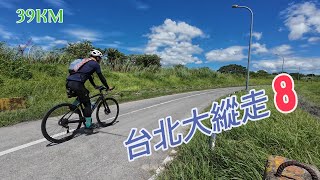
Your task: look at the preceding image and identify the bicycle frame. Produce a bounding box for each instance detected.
[89,92,106,111]
[76,89,110,118]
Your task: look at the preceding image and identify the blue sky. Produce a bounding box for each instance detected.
[0,0,320,74]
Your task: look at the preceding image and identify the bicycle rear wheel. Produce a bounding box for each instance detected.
[96,98,119,127]
[41,103,82,143]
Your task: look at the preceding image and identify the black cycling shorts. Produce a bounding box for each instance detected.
[66,81,92,117]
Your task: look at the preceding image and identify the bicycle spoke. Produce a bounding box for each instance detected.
[96,98,119,126]
[42,103,82,143]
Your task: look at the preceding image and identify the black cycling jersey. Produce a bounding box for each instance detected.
[66,60,109,89]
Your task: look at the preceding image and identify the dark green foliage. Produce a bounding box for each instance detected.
[256,70,268,76]
[191,67,218,78]
[251,70,270,78]
[135,54,161,67]
[307,74,316,77]
[63,40,93,59]
[106,48,126,70]
[289,73,303,80]
[33,64,62,77]
[218,64,247,75]
[0,58,33,80]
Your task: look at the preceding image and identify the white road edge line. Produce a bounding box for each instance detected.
[147,89,243,180]
[117,91,211,118]
[0,89,218,157]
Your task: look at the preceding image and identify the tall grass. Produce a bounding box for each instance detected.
[0,42,272,126]
[157,87,320,180]
[0,62,273,127]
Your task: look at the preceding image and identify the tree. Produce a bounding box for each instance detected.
[307,74,315,77]
[64,40,93,59]
[173,64,186,70]
[289,73,302,80]
[250,71,257,78]
[217,64,247,75]
[135,54,161,67]
[106,48,126,70]
[256,70,269,77]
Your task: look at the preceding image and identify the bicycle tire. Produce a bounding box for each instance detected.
[96,98,119,127]
[41,103,82,143]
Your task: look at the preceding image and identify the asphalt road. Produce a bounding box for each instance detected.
[0,87,243,180]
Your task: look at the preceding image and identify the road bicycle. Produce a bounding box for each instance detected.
[41,86,119,143]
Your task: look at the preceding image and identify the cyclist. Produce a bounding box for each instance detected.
[66,49,112,134]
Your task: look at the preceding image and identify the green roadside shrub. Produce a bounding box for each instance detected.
[33,64,62,76]
[0,58,33,80]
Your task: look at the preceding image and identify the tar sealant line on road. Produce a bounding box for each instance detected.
[0,90,217,157]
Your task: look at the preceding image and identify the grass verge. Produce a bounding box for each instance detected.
[0,63,272,127]
[157,86,320,180]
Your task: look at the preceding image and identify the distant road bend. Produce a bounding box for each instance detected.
[0,86,243,180]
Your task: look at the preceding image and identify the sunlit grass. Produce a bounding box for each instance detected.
[0,63,272,127]
[157,87,320,180]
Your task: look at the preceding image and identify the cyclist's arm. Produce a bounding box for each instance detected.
[97,73,110,89]
[95,64,110,89]
[88,76,97,87]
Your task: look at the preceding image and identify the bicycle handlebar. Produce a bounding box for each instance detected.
[98,86,115,92]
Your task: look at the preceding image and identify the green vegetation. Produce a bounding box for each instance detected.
[0,40,318,130]
[157,87,320,180]
[217,64,247,75]
[0,41,274,127]
[0,62,272,127]
[296,81,320,107]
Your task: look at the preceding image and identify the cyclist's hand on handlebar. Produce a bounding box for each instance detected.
[95,85,103,90]
[108,86,115,91]
[95,86,115,91]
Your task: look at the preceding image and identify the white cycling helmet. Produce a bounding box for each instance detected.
[90,49,103,57]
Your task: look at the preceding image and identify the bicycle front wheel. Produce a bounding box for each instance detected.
[96,98,119,127]
[41,103,82,143]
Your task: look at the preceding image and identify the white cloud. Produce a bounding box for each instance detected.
[252,32,262,40]
[253,56,320,73]
[145,19,204,65]
[252,43,268,54]
[281,2,320,40]
[205,43,269,62]
[43,0,73,15]
[32,36,55,43]
[127,47,145,53]
[195,60,203,64]
[205,43,295,62]
[54,40,68,45]
[271,44,292,55]
[205,46,246,62]
[63,28,100,42]
[278,27,285,32]
[31,35,68,50]
[133,0,150,10]
[0,26,13,39]
[308,36,320,42]
[99,41,122,48]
